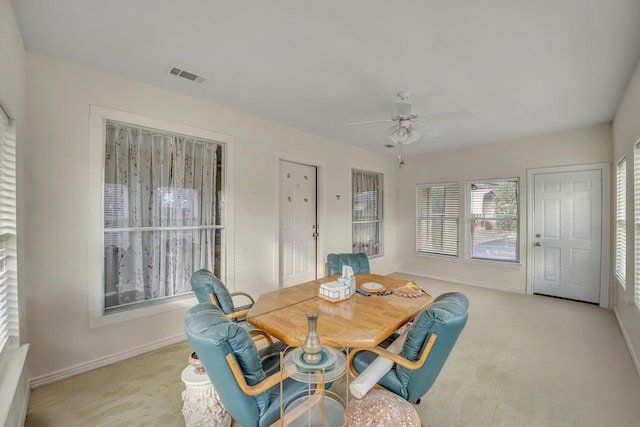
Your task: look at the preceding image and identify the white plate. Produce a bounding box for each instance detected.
[361,282,385,291]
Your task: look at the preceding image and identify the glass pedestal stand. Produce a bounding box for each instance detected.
[280,343,348,427]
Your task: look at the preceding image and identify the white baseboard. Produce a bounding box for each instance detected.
[614,307,640,378]
[394,271,526,295]
[30,333,187,388]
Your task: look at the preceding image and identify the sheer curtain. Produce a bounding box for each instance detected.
[352,169,383,256]
[104,123,218,310]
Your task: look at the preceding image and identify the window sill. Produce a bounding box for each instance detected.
[89,295,198,329]
[414,252,459,263]
[465,258,523,269]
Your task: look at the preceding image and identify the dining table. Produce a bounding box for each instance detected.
[246,274,434,349]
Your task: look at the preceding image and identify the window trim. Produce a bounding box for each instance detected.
[415,182,459,258]
[465,178,520,264]
[88,106,235,328]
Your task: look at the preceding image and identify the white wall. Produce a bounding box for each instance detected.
[397,124,612,293]
[24,52,399,380]
[613,58,640,373]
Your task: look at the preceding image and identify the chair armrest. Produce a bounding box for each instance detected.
[226,308,251,320]
[225,353,288,395]
[348,333,437,378]
[248,329,274,345]
[230,291,256,305]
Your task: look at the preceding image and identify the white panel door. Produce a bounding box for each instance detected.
[532,170,602,303]
[280,161,317,287]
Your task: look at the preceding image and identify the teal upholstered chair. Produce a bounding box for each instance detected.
[185,303,315,427]
[349,292,468,404]
[190,269,254,323]
[326,253,370,276]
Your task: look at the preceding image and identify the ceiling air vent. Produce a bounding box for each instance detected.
[169,66,209,84]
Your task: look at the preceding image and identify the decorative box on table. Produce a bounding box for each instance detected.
[318,281,350,302]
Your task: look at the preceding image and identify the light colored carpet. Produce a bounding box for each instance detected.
[25,273,640,426]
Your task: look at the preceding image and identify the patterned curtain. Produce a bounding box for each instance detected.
[103,123,218,309]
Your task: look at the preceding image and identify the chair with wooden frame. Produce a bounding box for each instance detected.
[190,268,255,323]
[348,292,468,404]
[185,302,319,427]
[326,253,370,276]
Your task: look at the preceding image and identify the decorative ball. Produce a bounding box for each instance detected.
[346,389,421,426]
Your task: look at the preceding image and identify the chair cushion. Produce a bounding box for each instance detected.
[326,253,370,276]
[186,303,271,415]
[190,269,235,314]
[397,292,469,386]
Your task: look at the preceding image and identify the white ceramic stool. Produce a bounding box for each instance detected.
[180,366,231,427]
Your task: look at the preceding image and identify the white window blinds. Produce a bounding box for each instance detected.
[634,143,640,308]
[0,104,17,355]
[616,157,626,287]
[416,183,459,257]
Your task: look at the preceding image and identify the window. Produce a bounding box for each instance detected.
[416,182,459,257]
[466,179,519,263]
[0,104,17,355]
[634,142,640,309]
[103,121,224,313]
[89,106,233,326]
[616,157,626,288]
[352,169,383,257]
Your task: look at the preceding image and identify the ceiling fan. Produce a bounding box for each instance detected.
[345,91,473,166]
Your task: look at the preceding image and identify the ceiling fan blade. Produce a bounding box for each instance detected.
[394,101,412,118]
[345,119,394,126]
[418,110,474,122]
[415,122,443,138]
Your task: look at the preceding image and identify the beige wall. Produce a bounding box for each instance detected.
[613,58,640,373]
[24,52,398,380]
[397,124,612,293]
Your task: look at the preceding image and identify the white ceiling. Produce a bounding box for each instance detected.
[12,0,640,156]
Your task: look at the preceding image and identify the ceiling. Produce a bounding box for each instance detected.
[12,0,640,157]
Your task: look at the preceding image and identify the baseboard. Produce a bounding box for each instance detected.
[393,271,526,295]
[30,333,187,388]
[614,307,640,378]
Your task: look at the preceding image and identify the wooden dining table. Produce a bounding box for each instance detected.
[246,274,434,348]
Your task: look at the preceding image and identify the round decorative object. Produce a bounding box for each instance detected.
[188,351,206,374]
[361,282,385,292]
[392,282,425,298]
[346,389,420,426]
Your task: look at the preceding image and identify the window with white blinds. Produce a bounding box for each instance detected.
[0,104,17,356]
[352,169,383,257]
[416,182,459,257]
[634,143,640,309]
[616,157,626,288]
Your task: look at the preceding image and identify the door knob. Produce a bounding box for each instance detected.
[535,242,542,247]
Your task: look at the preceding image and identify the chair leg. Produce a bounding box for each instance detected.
[414,398,421,404]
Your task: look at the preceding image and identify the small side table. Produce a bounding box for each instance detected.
[180,366,231,427]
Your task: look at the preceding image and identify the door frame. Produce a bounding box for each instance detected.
[274,152,326,289]
[526,163,610,308]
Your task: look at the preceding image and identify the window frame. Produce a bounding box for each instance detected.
[616,156,626,288]
[88,106,235,328]
[465,178,520,264]
[351,168,384,258]
[0,104,17,356]
[634,141,640,310]
[415,182,459,258]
